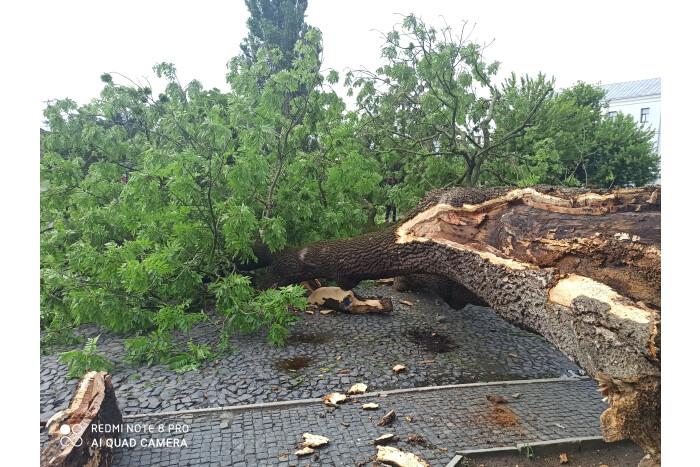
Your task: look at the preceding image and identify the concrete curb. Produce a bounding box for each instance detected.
[455,436,637,461]
[122,376,589,419]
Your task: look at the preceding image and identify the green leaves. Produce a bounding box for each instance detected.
[58,336,114,379]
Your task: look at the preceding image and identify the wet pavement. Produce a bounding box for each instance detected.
[40,284,599,466]
[40,284,582,419]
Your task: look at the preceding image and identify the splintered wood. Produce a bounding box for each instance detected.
[376,446,429,467]
[377,410,396,427]
[294,447,315,456]
[307,287,392,314]
[40,371,122,467]
[323,392,346,407]
[301,433,330,447]
[347,383,367,395]
[372,433,397,445]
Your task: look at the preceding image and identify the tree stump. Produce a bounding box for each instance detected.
[41,371,122,467]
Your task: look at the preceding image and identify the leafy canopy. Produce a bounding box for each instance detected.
[41,11,660,369]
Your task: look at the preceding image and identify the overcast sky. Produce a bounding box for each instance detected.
[36,0,663,125]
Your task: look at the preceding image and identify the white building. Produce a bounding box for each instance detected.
[599,78,661,182]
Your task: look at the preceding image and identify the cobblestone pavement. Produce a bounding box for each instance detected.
[39,378,605,466]
[40,285,582,420]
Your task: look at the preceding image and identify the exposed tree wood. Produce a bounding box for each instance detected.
[323,392,347,407]
[254,185,661,465]
[372,433,397,445]
[347,383,368,395]
[376,446,429,467]
[41,371,122,467]
[301,433,331,448]
[300,279,322,293]
[308,287,393,313]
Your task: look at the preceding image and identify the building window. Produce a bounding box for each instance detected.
[476,135,483,145]
[608,111,617,118]
[641,108,650,123]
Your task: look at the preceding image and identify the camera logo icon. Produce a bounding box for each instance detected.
[59,424,84,447]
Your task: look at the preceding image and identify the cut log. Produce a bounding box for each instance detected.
[307,287,393,313]
[251,185,661,465]
[41,371,122,467]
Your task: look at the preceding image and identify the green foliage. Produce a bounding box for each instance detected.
[58,336,114,379]
[349,14,553,189]
[484,79,659,187]
[240,0,314,73]
[210,276,306,347]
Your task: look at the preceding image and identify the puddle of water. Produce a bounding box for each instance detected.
[274,356,313,372]
[405,328,457,353]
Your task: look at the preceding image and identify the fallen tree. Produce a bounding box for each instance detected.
[253,185,661,466]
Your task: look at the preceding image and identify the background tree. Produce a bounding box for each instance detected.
[348,14,553,194]
[240,0,313,74]
[484,79,659,187]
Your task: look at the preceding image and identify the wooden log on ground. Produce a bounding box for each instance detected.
[254,185,661,466]
[41,371,122,467]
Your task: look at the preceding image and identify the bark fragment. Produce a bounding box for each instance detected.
[377,410,396,427]
[375,446,429,467]
[308,287,393,313]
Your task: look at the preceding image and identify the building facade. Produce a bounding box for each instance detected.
[599,78,661,183]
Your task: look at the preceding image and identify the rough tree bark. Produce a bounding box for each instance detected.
[41,371,122,467]
[253,185,661,465]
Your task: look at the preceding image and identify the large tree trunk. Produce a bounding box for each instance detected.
[257,185,661,465]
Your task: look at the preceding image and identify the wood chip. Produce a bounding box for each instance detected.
[560,453,568,464]
[418,360,435,364]
[347,383,368,395]
[339,369,350,374]
[512,393,520,398]
[362,403,380,410]
[376,410,396,427]
[336,356,342,360]
[508,353,518,358]
[372,433,397,445]
[404,416,413,422]
[379,394,388,398]
[375,446,429,467]
[305,310,315,315]
[400,300,413,306]
[393,364,406,372]
[323,393,346,407]
[301,433,330,447]
[295,447,314,456]
[320,309,333,315]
